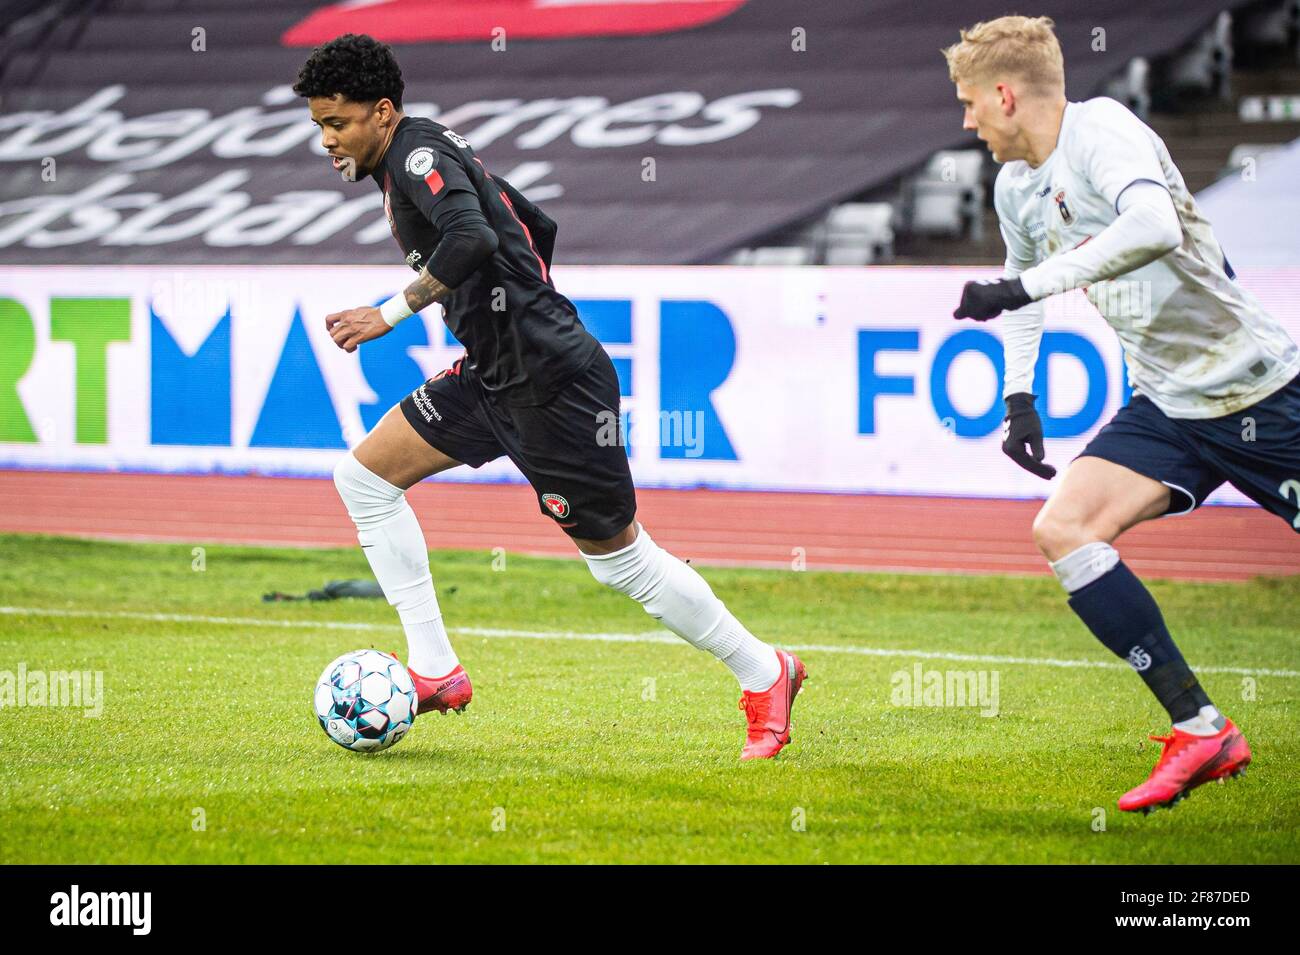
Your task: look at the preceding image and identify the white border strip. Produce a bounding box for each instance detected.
[2,605,1296,678]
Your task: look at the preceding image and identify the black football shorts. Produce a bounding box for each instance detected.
[399,349,637,540]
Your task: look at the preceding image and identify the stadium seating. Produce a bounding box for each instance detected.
[1167,10,1235,98]
[1239,0,1300,50]
[823,203,895,266]
[1104,57,1153,119]
[899,150,986,241]
[742,246,814,267]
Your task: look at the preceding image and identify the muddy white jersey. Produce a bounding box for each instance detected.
[995,96,1299,418]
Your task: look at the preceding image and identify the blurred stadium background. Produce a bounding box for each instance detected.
[2,0,1298,579]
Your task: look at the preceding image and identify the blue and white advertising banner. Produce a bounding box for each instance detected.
[3,266,1298,505]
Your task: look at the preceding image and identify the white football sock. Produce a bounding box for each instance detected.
[583,524,781,691]
[1174,704,1225,737]
[333,453,459,678]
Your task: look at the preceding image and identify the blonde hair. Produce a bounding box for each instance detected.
[943,15,1065,94]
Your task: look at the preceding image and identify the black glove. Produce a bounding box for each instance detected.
[953,277,1032,321]
[1002,393,1057,480]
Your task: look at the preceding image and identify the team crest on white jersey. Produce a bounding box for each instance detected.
[1053,189,1074,225]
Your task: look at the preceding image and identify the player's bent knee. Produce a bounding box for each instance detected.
[1032,507,1088,561]
[334,452,405,525]
[333,452,368,501]
[572,522,638,557]
[1030,507,1061,557]
[332,453,354,500]
[1033,504,1125,562]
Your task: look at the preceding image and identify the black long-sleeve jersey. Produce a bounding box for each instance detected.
[372,115,599,406]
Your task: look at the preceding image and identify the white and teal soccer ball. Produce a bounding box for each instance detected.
[313,649,417,752]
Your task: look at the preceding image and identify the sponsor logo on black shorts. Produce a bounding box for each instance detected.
[541,493,570,519]
[412,385,442,423]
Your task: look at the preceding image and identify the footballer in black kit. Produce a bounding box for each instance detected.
[375,113,633,539]
[294,33,804,758]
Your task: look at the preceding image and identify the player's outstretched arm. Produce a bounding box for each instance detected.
[324,267,455,353]
[402,266,453,314]
[1016,182,1181,301]
[957,184,1178,323]
[326,206,499,352]
[323,262,459,353]
[954,176,1038,323]
[325,305,395,353]
[953,275,1032,321]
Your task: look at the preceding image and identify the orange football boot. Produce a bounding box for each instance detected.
[738,650,807,760]
[1118,718,1251,814]
[408,664,473,716]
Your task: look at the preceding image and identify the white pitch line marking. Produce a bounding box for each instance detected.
[1,605,1297,678]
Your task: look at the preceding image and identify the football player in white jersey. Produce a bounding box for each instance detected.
[945,15,1300,813]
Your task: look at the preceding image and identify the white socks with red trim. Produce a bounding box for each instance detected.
[583,524,781,691]
[333,452,459,678]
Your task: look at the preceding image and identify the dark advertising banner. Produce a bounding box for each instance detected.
[1,0,1234,265]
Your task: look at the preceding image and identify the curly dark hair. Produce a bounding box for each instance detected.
[292,33,404,109]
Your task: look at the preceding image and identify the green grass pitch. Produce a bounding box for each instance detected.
[0,533,1296,864]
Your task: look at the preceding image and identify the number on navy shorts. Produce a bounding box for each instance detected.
[1281,478,1300,530]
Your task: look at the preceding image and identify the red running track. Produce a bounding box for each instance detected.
[0,469,1296,581]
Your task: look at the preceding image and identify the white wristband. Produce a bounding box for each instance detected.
[379,293,414,327]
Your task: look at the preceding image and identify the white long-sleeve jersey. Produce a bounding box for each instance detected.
[994,96,1299,419]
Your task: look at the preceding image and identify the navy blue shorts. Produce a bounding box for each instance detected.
[1079,374,1300,531]
[399,349,637,541]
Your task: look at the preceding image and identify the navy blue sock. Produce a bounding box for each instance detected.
[1066,561,1211,723]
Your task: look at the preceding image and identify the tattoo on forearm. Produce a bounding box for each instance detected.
[402,267,451,313]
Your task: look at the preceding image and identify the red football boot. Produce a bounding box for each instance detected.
[408,664,473,715]
[1118,718,1251,814]
[738,650,808,761]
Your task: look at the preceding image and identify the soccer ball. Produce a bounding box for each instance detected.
[313,649,417,752]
